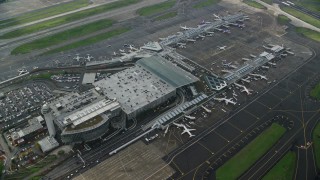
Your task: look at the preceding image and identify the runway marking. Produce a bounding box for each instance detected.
[197,141,214,154]
[269,92,282,100]
[227,121,243,132]
[255,100,271,109]
[214,131,230,143]
[172,161,184,175]
[244,110,260,120]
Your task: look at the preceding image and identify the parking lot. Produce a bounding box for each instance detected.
[0,83,54,128]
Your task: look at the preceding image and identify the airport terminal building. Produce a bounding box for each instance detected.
[41,56,198,144]
[94,56,199,119]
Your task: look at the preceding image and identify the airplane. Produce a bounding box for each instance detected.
[250,54,256,58]
[217,46,227,50]
[214,97,236,105]
[222,24,230,28]
[177,42,186,46]
[241,78,250,83]
[282,2,290,6]
[281,53,287,57]
[221,69,233,73]
[213,14,221,21]
[287,1,295,5]
[267,62,276,66]
[242,58,251,61]
[73,54,82,61]
[185,115,196,120]
[180,25,192,30]
[113,52,119,56]
[86,54,93,61]
[261,65,270,69]
[178,45,186,48]
[200,20,212,25]
[286,51,294,55]
[18,69,28,75]
[214,28,223,32]
[250,73,268,80]
[222,29,231,34]
[119,49,125,53]
[263,45,271,50]
[181,127,196,138]
[206,34,214,37]
[234,83,252,95]
[159,37,167,41]
[267,44,276,47]
[186,38,196,42]
[198,35,205,40]
[129,45,138,51]
[163,126,169,137]
[201,105,212,113]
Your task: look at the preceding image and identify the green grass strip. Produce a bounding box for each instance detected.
[44,27,130,55]
[216,123,286,180]
[310,83,320,100]
[0,0,90,29]
[154,11,178,21]
[292,0,320,13]
[1,0,141,39]
[11,19,113,55]
[296,27,320,42]
[277,15,291,25]
[261,0,273,5]
[243,0,266,9]
[193,0,221,9]
[282,6,320,28]
[137,0,176,16]
[262,151,296,180]
[313,122,320,169]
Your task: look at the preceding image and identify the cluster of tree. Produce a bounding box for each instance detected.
[0,0,7,3]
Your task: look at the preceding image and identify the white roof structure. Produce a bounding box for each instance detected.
[141,42,163,52]
[82,73,96,84]
[63,99,120,126]
[271,45,284,53]
[38,136,59,153]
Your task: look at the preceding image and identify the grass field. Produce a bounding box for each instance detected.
[291,0,320,13]
[0,0,90,30]
[313,122,320,169]
[6,155,57,180]
[243,0,266,9]
[261,0,273,5]
[310,83,320,100]
[296,27,320,42]
[277,15,291,25]
[193,0,221,9]
[43,27,130,55]
[262,151,296,180]
[0,0,141,39]
[154,11,177,21]
[137,0,176,16]
[282,6,320,28]
[11,19,113,55]
[216,123,286,180]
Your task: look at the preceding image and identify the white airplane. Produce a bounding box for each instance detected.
[119,49,125,53]
[267,44,276,47]
[214,97,236,105]
[282,2,290,6]
[129,45,138,51]
[250,54,256,58]
[178,45,186,48]
[18,69,28,75]
[177,42,186,46]
[213,14,221,20]
[206,31,215,35]
[286,51,294,55]
[222,29,231,34]
[241,78,250,83]
[159,37,167,41]
[261,65,270,69]
[113,52,119,56]
[222,24,230,28]
[73,54,82,61]
[201,105,212,113]
[187,38,196,42]
[263,45,271,50]
[242,58,251,61]
[185,115,196,120]
[221,69,233,73]
[217,46,227,50]
[163,126,169,137]
[234,83,252,95]
[250,73,268,80]
[214,28,223,32]
[200,20,212,25]
[86,54,93,61]
[281,53,287,57]
[287,1,295,5]
[198,35,205,40]
[181,126,196,138]
[180,25,192,30]
[267,62,276,66]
